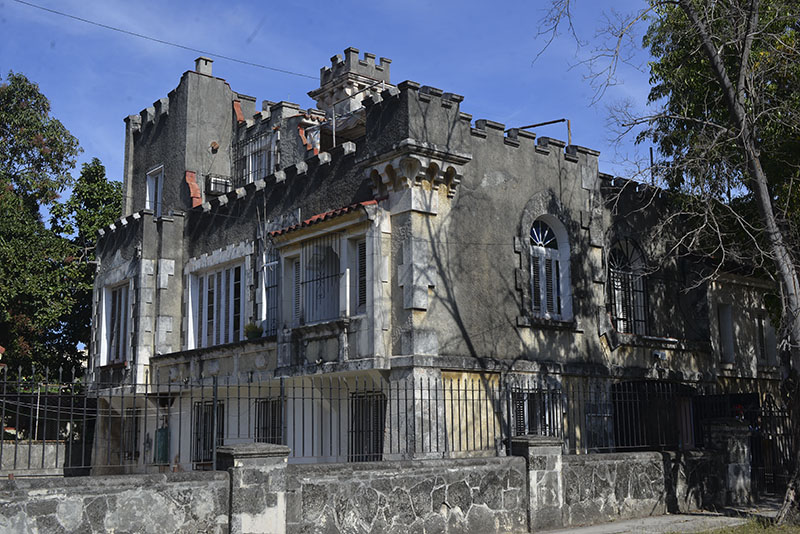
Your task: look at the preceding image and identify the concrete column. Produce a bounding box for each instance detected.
[511,435,564,531]
[706,420,752,505]
[217,443,290,534]
[384,367,446,460]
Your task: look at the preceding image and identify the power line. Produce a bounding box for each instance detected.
[12,0,317,80]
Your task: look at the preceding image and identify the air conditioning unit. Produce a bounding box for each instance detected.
[206,175,232,196]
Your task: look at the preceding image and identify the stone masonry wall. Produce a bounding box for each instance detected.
[0,471,229,533]
[561,452,667,527]
[286,457,528,534]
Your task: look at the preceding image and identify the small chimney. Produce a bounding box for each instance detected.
[195,57,213,76]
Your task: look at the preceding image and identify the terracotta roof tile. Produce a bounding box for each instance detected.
[269,200,377,237]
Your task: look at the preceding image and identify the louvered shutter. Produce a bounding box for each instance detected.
[357,240,367,309]
[531,255,541,313]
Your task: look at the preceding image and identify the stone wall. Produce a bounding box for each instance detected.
[286,457,528,534]
[562,452,667,526]
[663,450,726,513]
[0,471,229,533]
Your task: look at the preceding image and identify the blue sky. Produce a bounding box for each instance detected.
[1,0,654,189]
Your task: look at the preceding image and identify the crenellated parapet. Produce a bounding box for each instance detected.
[309,47,394,115]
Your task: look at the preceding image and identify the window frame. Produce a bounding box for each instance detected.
[145,165,163,217]
[102,281,132,366]
[607,239,649,336]
[519,214,573,324]
[192,262,245,349]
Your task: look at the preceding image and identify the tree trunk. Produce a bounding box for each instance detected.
[679,0,800,522]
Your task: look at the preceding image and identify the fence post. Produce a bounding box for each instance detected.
[217,442,290,534]
[705,419,752,505]
[510,435,564,531]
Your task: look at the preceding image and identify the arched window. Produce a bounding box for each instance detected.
[607,239,648,335]
[530,218,570,320]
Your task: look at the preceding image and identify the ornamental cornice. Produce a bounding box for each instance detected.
[361,138,471,197]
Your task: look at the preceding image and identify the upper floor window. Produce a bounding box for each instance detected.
[283,234,368,327]
[260,248,279,337]
[193,263,244,348]
[529,217,572,321]
[105,282,131,364]
[717,303,735,362]
[145,166,163,217]
[607,239,648,335]
[298,235,340,325]
[234,131,277,187]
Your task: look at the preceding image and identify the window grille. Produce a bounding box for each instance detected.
[192,401,224,465]
[121,407,139,462]
[512,388,563,437]
[607,240,648,335]
[233,131,276,188]
[299,235,341,324]
[348,391,386,462]
[255,398,283,445]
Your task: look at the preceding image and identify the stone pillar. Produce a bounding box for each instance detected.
[217,443,290,534]
[706,420,752,505]
[511,435,564,530]
[384,367,446,460]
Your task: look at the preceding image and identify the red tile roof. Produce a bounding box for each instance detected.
[269,200,377,237]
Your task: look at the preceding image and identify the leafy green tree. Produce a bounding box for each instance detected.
[50,158,122,368]
[0,72,120,375]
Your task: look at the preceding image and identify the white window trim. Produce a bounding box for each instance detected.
[99,280,133,366]
[190,262,245,349]
[529,215,572,322]
[145,165,164,217]
[184,241,254,351]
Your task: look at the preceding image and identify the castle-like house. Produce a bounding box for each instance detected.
[90,49,781,472]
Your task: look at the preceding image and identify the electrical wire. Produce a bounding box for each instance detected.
[11,0,318,80]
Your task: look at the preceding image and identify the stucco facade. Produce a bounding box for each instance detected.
[90,48,781,471]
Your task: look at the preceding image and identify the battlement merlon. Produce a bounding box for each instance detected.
[309,47,394,114]
[319,47,392,87]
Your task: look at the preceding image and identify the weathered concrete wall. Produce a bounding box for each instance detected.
[286,457,528,534]
[0,442,66,475]
[561,452,667,527]
[0,471,229,533]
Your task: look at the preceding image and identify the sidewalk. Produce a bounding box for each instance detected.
[544,513,749,533]
[543,494,782,533]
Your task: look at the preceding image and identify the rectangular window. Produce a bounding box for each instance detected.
[512,389,562,437]
[302,236,341,324]
[531,251,562,319]
[191,401,224,467]
[357,239,367,311]
[194,263,244,348]
[122,407,139,462]
[718,303,735,362]
[292,258,301,323]
[234,131,276,186]
[348,391,386,462]
[262,249,279,337]
[145,166,163,217]
[756,312,766,361]
[107,283,129,363]
[255,398,283,445]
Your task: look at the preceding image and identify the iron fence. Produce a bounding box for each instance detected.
[0,367,791,484]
